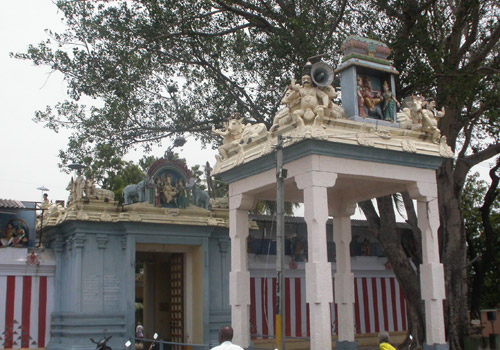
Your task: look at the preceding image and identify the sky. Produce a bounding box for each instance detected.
[0,0,217,204]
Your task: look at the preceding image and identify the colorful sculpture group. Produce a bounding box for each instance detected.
[357,77,399,121]
[153,175,188,208]
[0,220,28,248]
[212,70,447,163]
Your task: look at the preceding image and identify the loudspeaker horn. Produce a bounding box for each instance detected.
[311,62,334,87]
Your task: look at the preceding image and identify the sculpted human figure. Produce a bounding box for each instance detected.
[382,81,400,121]
[74,170,85,201]
[1,223,15,247]
[291,74,329,127]
[363,78,383,119]
[421,99,445,143]
[357,75,367,117]
[162,175,178,204]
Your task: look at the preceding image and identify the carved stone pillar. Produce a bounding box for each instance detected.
[418,198,448,349]
[229,194,254,348]
[409,183,448,350]
[72,233,86,312]
[331,203,357,350]
[219,238,230,309]
[295,171,337,350]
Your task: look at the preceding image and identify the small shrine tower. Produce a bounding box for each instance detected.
[213,37,451,350]
[336,36,399,125]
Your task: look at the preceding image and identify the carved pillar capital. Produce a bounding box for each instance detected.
[218,238,230,254]
[72,233,86,250]
[96,234,108,249]
[294,170,337,190]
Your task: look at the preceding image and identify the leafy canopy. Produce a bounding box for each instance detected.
[15,0,352,168]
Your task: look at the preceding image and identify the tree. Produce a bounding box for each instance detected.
[14,0,349,168]
[462,167,500,319]
[361,2,500,349]
[16,1,500,349]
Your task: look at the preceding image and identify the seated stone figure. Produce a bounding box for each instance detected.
[363,78,383,119]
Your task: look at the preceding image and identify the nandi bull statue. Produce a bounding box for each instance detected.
[212,113,267,161]
[123,176,153,204]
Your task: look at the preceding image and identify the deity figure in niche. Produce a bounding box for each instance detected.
[176,179,188,208]
[363,78,384,119]
[0,223,15,247]
[382,81,400,121]
[161,174,178,204]
[357,75,367,117]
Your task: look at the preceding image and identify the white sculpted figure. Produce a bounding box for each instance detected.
[212,114,268,160]
[292,74,329,127]
[421,99,445,144]
[271,74,344,131]
[397,95,444,144]
[212,117,245,160]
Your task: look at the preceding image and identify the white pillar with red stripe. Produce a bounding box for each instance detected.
[295,169,336,350]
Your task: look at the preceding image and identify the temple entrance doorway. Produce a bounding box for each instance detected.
[135,243,204,347]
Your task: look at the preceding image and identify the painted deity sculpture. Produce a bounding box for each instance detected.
[363,78,383,119]
[382,81,400,121]
[357,76,367,117]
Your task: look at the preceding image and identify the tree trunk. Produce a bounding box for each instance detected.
[437,160,469,350]
[359,197,426,348]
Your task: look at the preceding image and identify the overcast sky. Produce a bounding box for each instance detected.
[0,0,216,204]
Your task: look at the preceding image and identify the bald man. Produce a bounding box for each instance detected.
[211,326,244,350]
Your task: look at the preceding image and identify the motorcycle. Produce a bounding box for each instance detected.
[90,335,112,350]
[408,335,414,350]
[147,333,159,350]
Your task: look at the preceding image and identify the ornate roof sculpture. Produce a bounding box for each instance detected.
[212,37,454,176]
[39,156,229,229]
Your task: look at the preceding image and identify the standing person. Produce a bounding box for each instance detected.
[135,322,144,346]
[211,326,244,350]
[379,331,396,350]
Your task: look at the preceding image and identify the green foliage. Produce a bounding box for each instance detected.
[15,0,351,169]
[462,172,500,312]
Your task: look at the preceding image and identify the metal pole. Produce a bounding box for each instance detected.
[275,134,286,350]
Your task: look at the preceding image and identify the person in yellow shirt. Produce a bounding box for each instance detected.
[379,331,397,350]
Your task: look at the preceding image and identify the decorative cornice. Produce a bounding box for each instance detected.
[41,199,229,228]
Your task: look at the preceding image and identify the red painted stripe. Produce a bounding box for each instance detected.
[5,276,16,348]
[250,278,257,335]
[285,278,291,337]
[272,278,277,336]
[381,278,389,331]
[362,278,370,333]
[354,278,361,333]
[38,276,47,348]
[21,276,32,348]
[306,303,310,337]
[399,284,407,330]
[390,278,398,331]
[261,278,268,336]
[294,278,302,337]
[372,278,380,333]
